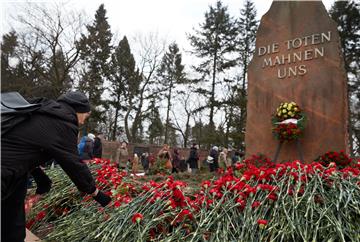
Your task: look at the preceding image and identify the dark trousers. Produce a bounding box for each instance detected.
[209,161,219,172]
[1,176,27,242]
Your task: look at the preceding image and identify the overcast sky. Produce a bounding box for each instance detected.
[2,0,336,48]
[1,0,336,67]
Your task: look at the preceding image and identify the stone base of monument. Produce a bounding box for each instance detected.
[273,140,304,163]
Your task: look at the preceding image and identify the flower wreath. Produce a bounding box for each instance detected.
[271,102,307,142]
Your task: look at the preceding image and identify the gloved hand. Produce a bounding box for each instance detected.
[93,190,111,207]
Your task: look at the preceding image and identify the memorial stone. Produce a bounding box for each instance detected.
[245,1,349,162]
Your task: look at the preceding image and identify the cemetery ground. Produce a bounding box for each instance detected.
[25,155,360,242]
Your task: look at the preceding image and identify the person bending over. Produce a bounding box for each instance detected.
[1,91,111,242]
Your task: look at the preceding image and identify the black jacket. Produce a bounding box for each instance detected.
[187,147,199,169]
[93,137,102,158]
[1,99,96,200]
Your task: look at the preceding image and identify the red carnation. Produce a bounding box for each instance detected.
[252,201,261,209]
[257,219,268,229]
[113,200,121,207]
[173,188,185,201]
[235,163,245,170]
[202,180,211,189]
[26,219,35,229]
[268,193,278,201]
[131,213,144,224]
[35,210,46,221]
[178,209,193,221]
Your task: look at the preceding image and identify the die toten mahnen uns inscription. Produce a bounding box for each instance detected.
[257,31,331,79]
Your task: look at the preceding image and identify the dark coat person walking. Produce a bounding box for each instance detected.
[93,133,104,158]
[1,91,111,242]
[187,144,199,173]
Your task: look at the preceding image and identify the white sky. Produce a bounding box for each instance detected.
[0,0,336,79]
[1,0,336,53]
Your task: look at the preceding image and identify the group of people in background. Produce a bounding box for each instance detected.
[80,128,244,176]
[78,132,104,162]
[78,132,244,176]
[111,139,245,175]
[207,146,244,172]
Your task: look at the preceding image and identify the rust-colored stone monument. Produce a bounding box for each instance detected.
[245,1,349,162]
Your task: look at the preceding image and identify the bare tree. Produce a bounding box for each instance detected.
[5,2,87,98]
[123,32,165,143]
[171,87,202,147]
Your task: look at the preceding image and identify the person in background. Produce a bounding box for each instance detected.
[179,155,188,172]
[219,148,230,169]
[93,132,104,158]
[209,146,219,172]
[1,91,111,242]
[158,144,172,170]
[125,158,132,173]
[141,152,150,174]
[78,134,94,162]
[116,128,128,144]
[158,144,171,159]
[132,153,139,175]
[116,141,129,168]
[148,153,156,169]
[231,151,243,165]
[187,143,199,174]
[172,148,181,173]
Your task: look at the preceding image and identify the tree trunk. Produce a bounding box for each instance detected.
[183,113,191,148]
[131,98,144,143]
[210,51,217,127]
[112,93,121,140]
[124,100,133,143]
[225,105,234,147]
[164,84,172,144]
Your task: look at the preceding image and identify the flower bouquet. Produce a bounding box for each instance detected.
[315,150,353,168]
[272,102,306,142]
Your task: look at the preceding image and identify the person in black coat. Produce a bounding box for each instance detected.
[93,133,103,158]
[1,91,111,242]
[187,144,199,173]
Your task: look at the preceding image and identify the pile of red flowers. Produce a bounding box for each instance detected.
[315,150,353,168]
[27,156,360,241]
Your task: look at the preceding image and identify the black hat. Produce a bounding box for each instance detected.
[57,91,90,113]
